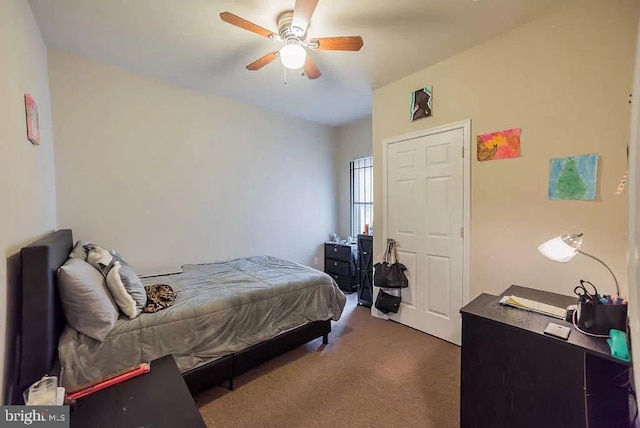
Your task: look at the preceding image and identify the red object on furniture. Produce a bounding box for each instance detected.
[66,363,150,400]
[72,355,205,428]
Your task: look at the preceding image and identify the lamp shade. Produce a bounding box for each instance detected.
[537,233,620,296]
[279,43,306,70]
[537,234,583,262]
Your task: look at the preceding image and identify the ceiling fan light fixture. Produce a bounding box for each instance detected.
[279,42,306,70]
[220,2,363,79]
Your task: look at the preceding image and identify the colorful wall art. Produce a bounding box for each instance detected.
[548,154,599,200]
[477,128,521,161]
[24,93,40,145]
[410,87,432,121]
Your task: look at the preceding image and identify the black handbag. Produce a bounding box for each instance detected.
[374,240,409,289]
[375,289,401,314]
[374,239,408,314]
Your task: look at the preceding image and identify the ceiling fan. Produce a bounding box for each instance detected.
[220,0,364,80]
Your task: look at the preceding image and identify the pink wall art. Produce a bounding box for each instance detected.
[477,128,521,161]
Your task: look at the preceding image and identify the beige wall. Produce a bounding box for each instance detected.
[627,14,640,394]
[373,0,639,299]
[0,1,57,403]
[48,49,337,272]
[335,117,373,238]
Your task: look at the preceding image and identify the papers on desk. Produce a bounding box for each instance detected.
[499,295,566,319]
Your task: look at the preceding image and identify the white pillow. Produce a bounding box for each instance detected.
[86,244,113,272]
[57,258,119,341]
[106,262,140,318]
[85,244,147,318]
[68,240,90,260]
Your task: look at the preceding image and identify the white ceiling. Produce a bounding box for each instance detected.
[29,0,562,126]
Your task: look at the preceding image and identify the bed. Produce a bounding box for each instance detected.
[16,229,346,400]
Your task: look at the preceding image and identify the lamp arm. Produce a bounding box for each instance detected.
[577,250,620,296]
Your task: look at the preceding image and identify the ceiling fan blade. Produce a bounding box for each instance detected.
[246,51,279,71]
[303,56,321,80]
[220,12,276,39]
[291,0,319,34]
[310,36,364,51]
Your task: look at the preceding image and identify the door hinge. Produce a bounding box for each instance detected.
[460,227,464,239]
[462,147,464,158]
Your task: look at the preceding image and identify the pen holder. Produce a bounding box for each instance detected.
[576,300,627,335]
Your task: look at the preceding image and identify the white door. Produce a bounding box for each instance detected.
[379,121,468,345]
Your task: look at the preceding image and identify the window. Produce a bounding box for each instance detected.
[350,156,373,237]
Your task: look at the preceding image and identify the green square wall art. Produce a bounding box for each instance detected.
[548,154,598,200]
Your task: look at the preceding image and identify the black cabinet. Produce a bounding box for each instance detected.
[357,234,373,307]
[324,242,357,293]
[72,355,206,427]
[460,285,630,428]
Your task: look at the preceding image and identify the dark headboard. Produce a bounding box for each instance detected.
[18,229,72,395]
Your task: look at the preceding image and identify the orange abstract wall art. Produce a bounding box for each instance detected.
[477,128,521,161]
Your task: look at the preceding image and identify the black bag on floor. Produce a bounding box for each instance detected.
[375,289,401,314]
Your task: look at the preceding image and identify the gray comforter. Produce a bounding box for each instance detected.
[58,256,346,389]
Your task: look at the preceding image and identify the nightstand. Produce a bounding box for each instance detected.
[324,242,358,292]
[71,355,205,428]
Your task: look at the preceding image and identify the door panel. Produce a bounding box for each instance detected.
[396,149,416,168]
[426,143,450,165]
[397,249,417,308]
[426,255,451,318]
[426,177,450,237]
[383,127,464,344]
[395,179,417,235]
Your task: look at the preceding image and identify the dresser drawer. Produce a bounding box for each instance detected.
[324,243,352,262]
[325,259,350,276]
[327,272,352,291]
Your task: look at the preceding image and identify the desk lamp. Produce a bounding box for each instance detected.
[537,233,620,296]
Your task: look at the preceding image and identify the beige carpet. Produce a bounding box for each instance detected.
[195,294,461,427]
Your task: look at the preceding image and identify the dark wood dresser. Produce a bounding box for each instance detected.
[72,355,205,428]
[324,242,357,292]
[460,285,630,428]
[357,234,373,307]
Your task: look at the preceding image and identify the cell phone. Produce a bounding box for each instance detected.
[544,322,571,340]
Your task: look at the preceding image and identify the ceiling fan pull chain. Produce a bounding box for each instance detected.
[283,67,288,85]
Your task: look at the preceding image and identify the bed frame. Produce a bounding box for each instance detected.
[15,229,331,401]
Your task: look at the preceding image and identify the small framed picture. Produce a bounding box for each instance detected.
[410,87,433,122]
[24,93,40,145]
